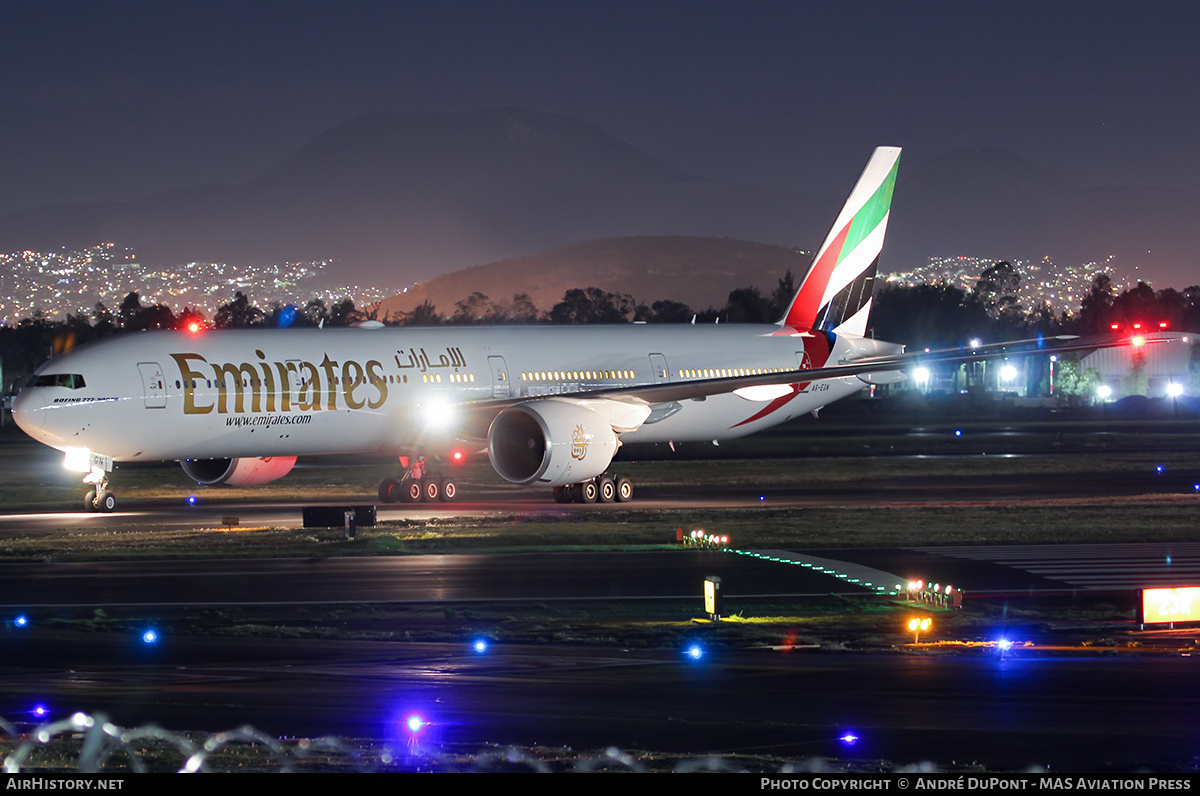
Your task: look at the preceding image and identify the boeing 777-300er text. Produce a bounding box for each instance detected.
[10,147,1091,511]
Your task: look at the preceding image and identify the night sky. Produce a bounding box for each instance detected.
[5,2,1200,243]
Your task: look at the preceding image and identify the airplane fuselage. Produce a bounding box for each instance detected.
[14,323,895,463]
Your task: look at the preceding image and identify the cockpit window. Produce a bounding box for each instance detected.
[28,373,87,389]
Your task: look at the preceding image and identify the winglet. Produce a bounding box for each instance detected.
[780,146,901,336]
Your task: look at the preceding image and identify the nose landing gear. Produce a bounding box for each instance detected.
[82,469,117,513]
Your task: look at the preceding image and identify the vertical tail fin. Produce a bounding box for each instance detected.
[780,146,901,336]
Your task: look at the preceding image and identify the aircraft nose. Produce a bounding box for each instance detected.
[11,389,46,432]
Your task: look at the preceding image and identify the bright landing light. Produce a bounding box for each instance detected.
[63,448,92,473]
[419,398,457,430]
[733,384,795,401]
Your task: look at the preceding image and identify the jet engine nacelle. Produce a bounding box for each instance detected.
[488,400,618,487]
[180,456,298,486]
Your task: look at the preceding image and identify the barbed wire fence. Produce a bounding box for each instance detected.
[1,712,959,773]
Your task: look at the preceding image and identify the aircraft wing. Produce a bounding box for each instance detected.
[459,333,1154,409]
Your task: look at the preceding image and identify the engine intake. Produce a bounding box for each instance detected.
[488,400,617,487]
[180,456,298,486]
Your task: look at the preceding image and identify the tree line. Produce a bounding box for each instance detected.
[872,264,1200,348]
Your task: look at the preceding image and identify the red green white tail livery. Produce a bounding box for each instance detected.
[782,146,901,337]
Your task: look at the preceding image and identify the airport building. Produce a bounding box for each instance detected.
[1081,331,1194,400]
[904,332,1195,401]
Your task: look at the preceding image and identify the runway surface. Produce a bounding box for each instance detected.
[2,455,1198,536]
[5,542,1199,610]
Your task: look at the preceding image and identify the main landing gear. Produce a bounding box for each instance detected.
[377,456,458,504]
[552,474,634,504]
[82,469,117,513]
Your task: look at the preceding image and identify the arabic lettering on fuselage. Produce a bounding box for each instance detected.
[394,347,466,373]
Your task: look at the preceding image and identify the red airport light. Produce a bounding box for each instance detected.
[1111,320,1168,333]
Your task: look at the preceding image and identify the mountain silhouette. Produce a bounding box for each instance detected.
[3,113,1199,290]
[0,108,829,283]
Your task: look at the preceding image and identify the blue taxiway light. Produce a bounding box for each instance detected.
[141,629,159,645]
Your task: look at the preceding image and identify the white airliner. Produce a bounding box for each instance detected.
[8,147,1084,511]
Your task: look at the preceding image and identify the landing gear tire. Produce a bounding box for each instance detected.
[378,478,398,503]
[422,479,440,502]
[84,490,97,512]
[598,477,617,503]
[553,485,572,503]
[95,491,117,513]
[439,478,457,502]
[615,477,633,502]
[400,480,422,503]
[576,480,599,503]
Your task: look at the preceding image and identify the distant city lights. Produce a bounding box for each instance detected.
[0,243,397,322]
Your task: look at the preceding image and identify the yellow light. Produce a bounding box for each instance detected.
[1131,336,1145,347]
[1141,587,1200,624]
